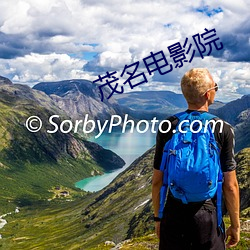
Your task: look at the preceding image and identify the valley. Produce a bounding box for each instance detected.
[0,76,249,249]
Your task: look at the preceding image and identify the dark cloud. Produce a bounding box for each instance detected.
[36,29,72,39]
[0,32,30,58]
[83,57,113,74]
[0,31,71,59]
[209,18,250,62]
[217,33,250,62]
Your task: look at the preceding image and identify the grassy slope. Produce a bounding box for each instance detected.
[1,148,249,249]
[89,219,250,250]
[0,199,89,250]
[0,90,107,213]
[235,148,250,214]
[1,203,249,250]
[0,149,155,249]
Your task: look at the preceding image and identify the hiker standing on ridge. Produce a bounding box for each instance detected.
[152,68,240,250]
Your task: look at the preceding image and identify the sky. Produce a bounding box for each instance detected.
[0,0,249,102]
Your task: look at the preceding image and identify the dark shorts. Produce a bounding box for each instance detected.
[159,195,225,250]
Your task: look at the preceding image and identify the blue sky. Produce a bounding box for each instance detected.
[0,0,249,102]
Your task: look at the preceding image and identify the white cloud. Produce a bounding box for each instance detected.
[0,53,89,86]
[0,0,249,101]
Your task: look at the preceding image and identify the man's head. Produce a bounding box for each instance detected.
[181,68,217,106]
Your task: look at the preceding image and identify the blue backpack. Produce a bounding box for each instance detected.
[158,111,223,228]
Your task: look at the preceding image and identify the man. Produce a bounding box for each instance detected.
[152,68,240,249]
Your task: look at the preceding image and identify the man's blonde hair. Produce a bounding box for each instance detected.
[181,68,214,104]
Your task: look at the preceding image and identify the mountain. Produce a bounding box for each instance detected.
[33,79,227,122]
[209,100,225,110]
[113,90,186,109]
[114,91,225,119]
[0,79,125,212]
[210,94,250,152]
[78,147,250,248]
[0,76,12,85]
[113,90,186,119]
[33,79,125,123]
[233,108,250,152]
[213,94,250,126]
[235,148,250,214]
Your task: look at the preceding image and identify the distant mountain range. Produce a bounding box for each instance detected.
[113,90,225,119]
[113,90,186,119]
[32,79,225,121]
[212,94,250,152]
[33,78,249,152]
[3,76,250,153]
[212,94,250,125]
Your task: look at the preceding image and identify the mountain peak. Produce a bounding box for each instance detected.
[33,79,98,98]
[32,79,123,122]
[0,76,12,85]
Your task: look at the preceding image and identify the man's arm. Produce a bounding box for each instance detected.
[152,169,163,239]
[223,170,240,248]
[152,117,176,239]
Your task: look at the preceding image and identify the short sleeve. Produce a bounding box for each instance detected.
[153,116,178,170]
[214,120,237,172]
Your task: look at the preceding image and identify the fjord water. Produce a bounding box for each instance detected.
[75,129,156,192]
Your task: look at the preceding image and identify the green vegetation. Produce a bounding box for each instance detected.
[0,84,122,214]
[1,209,249,250]
[89,234,159,250]
[224,217,250,250]
[0,148,156,249]
[0,156,98,212]
[235,148,250,215]
[0,198,89,250]
[0,142,249,249]
[0,83,126,249]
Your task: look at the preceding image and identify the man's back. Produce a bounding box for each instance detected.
[152,68,240,250]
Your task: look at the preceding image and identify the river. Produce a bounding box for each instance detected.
[75,129,156,192]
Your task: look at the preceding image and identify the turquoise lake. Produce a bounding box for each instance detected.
[75,129,156,192]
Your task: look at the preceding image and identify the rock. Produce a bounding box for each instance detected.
[105,240,116,247]
[33,79,124,123]
[0,76,12,85]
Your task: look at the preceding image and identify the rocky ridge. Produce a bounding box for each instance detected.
[33,79,125,123]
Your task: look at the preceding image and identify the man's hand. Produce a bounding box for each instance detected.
[225,225,240,248]
[155,221,161,239]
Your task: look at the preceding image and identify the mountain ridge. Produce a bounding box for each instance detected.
[0,80,125,212]
[0,76,12,85]
[33,79,125,123]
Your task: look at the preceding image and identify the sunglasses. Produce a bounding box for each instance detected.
[203,83,218,95]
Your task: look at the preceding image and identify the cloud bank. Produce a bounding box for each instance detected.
[0,0,249,102]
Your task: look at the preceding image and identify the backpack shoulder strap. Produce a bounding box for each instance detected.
[174,111,217,121]
[201,112,223,230]
[201,112,217,120]
[173,111,189,121]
